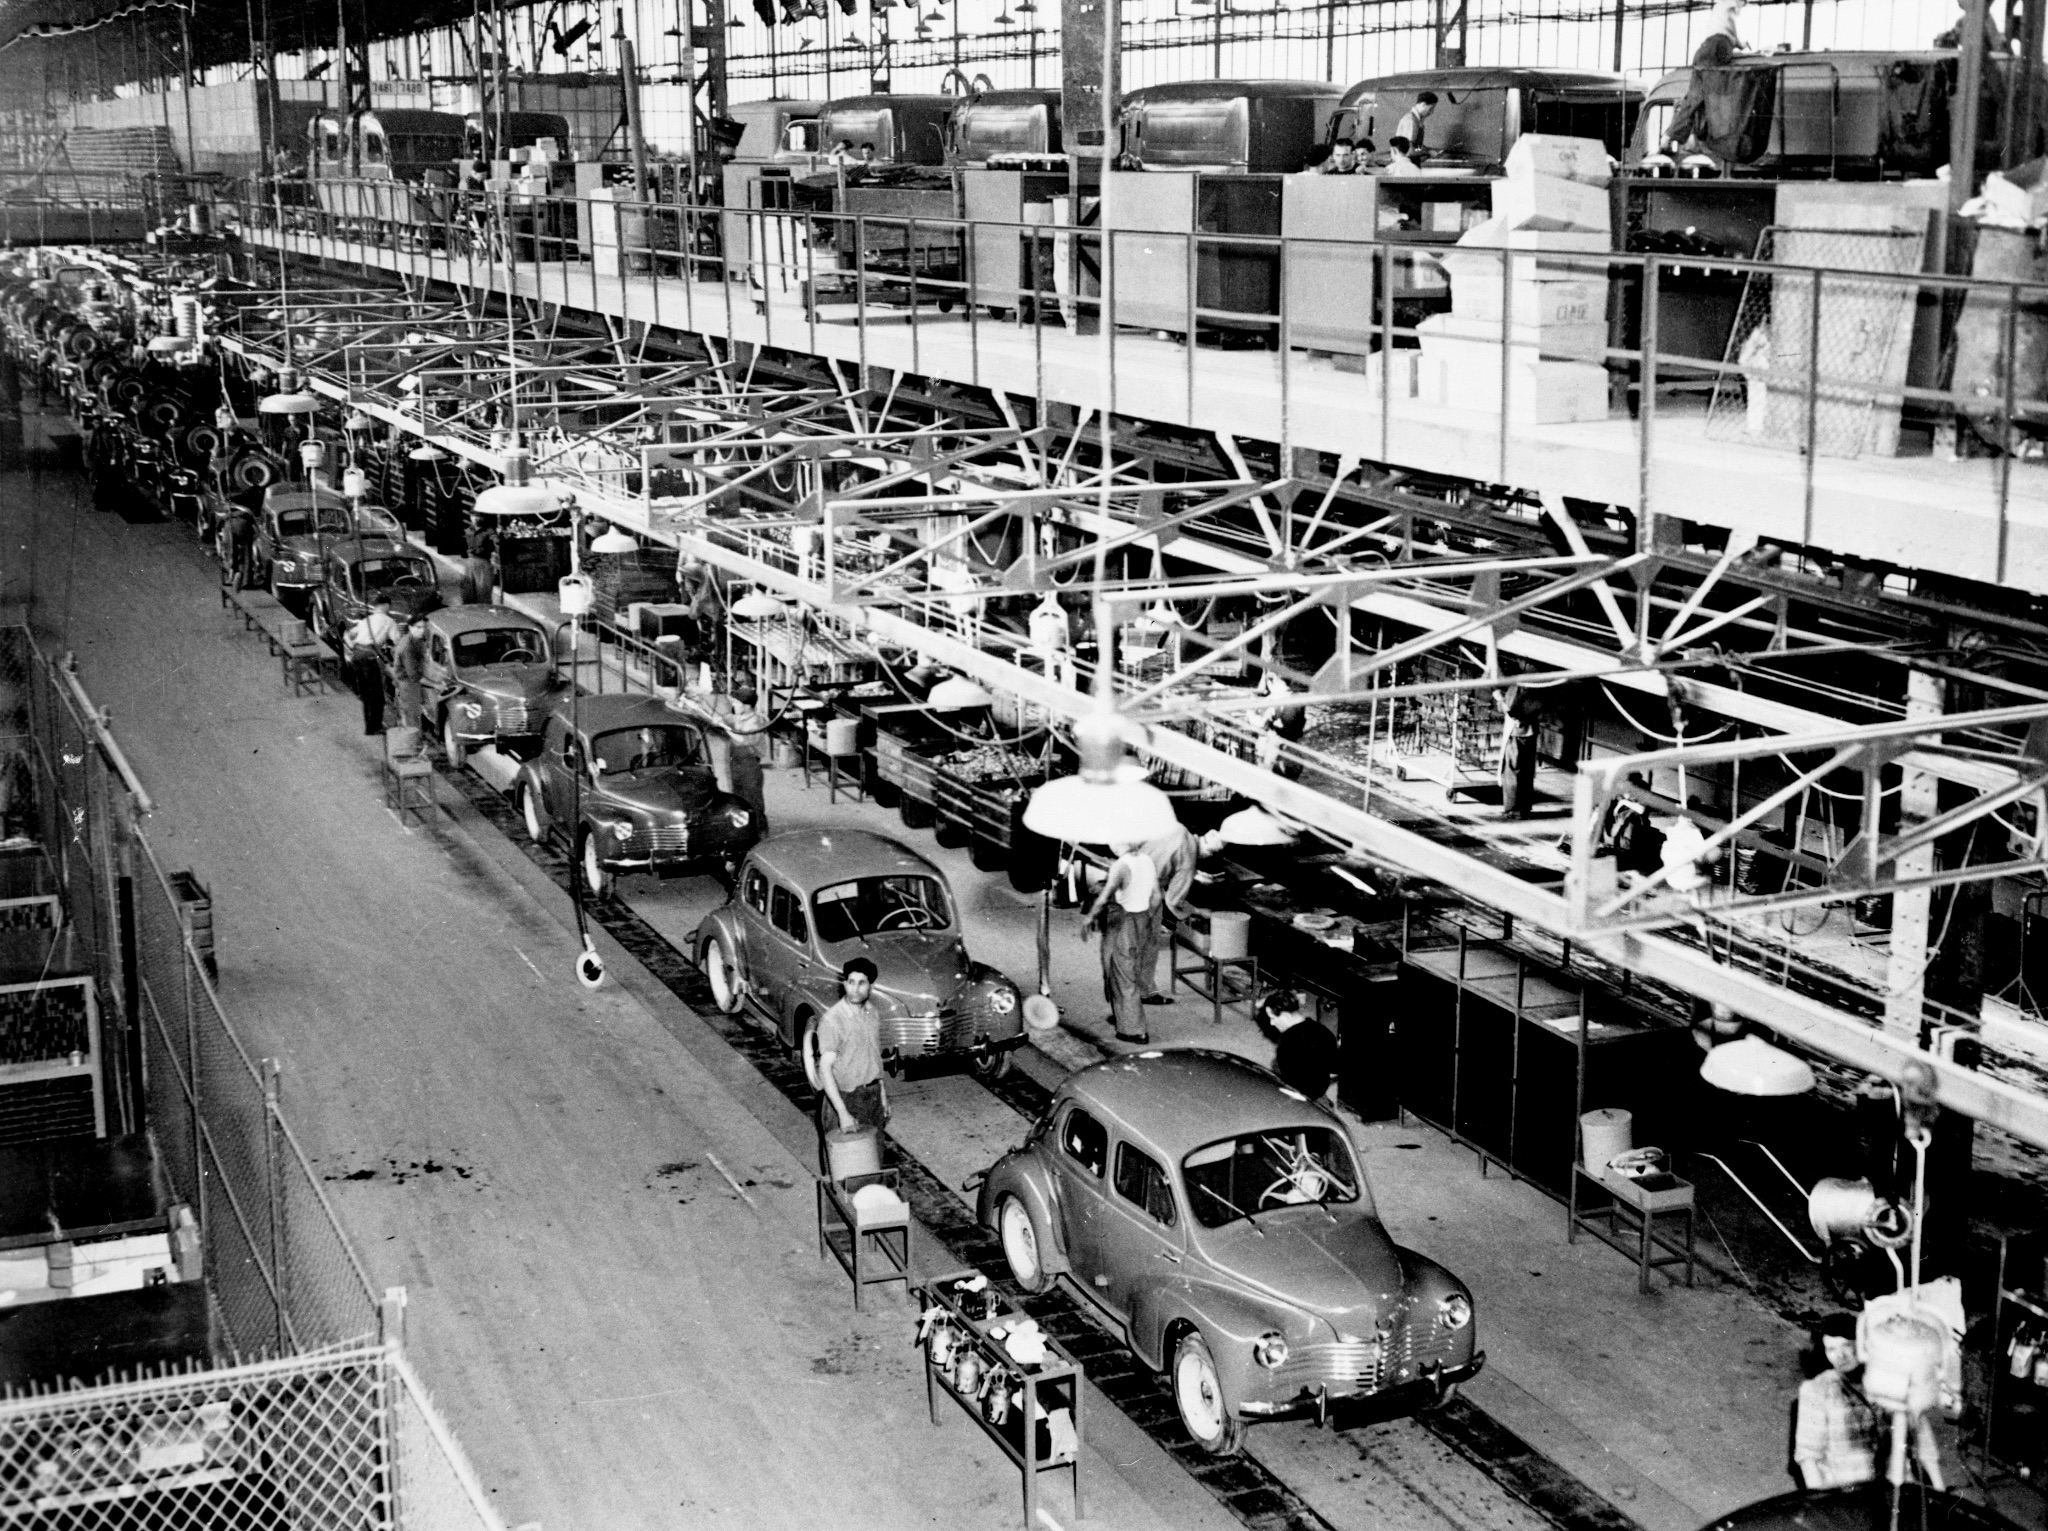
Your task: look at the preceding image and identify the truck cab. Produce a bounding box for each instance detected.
[1332,67,1640,172]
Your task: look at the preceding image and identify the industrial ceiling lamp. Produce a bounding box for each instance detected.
[1218,805,1298,846]
[257,388,320,415]
[731,591,789,620]
[589,524,641,555]
[1023,703,1178,844]
[928,675,993,710]
[1700,1035,1816,1097]
[407,442,448,462]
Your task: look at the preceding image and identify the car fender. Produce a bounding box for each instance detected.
[513,763,549,825]
[960,962,1026,1042]
[693,905,754,995]
[1131,1275,1297,1387]
[977,1149,1072,1278]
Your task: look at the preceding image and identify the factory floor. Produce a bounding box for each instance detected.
[4,445,2041,1531]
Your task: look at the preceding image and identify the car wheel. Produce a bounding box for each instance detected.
[969,835,1008,873]
[1173,1331,1247,1457]
[703,933,745,1015]
[581,833,616,901]
[520,783,546,844]
[799,1012,824,1088]
[971,1046,1013,1082]
[933,815,968,850]
[310,592,330,641]
[267,565,282,599]
[441,712,467,769]
[997,1195,1051,1294]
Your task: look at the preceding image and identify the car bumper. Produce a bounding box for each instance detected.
[884,1033,1027,1076]
[1239,1352,1486,1426]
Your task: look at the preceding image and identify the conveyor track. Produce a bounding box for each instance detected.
[444,764,1649,1531]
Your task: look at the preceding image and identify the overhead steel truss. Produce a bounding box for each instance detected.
[198,262,2048,1152]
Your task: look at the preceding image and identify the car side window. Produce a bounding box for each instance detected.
[431,635,449,666]
[1113,1142,1177,1227]
[1061,1108,1106,1179]
[770,884,808,944]
[743,866,769,915]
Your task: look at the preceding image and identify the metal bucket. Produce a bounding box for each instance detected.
[825,1125,882,1182]
[1579,1108,1632,1171]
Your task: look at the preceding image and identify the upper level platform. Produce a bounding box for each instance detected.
[235,181,2048,602]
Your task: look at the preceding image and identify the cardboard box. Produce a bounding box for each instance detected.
[1493,172,1612,235]
[1505,134,1614,188]
[1417,334,1610,423]
[1449,276,1605,327]
[1421,312,1609,363]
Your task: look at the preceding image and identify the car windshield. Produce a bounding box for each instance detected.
[590,725,703,773]
[355,557,433,591]
[811,875,952,941]
[278,506,351,539]
[1182,1127,1361,1228]
[454,628,547,668]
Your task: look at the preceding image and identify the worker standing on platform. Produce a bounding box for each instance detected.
[816,956,887,1143]
[1392,92,1437,162]
[391,614,428,731]
[343,594,400,735]
[1084,841,1158,1045]
[1139,821,1199,1006]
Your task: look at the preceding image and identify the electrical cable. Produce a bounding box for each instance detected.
[1600,681,1731,745]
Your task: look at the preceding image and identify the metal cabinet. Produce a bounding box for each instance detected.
[1105,171,1195,333]
[1282,172,1487,356]
[963,168,1065,319]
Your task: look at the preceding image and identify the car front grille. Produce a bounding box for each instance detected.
[1274,1309,1466,1397]
[878,1008,969,1055]
[494,700,531,734]
[625,823,689,857]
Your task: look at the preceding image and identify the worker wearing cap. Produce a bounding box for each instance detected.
[816,956,888,1144]
[343,594,400,735]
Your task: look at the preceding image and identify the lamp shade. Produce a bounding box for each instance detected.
[407,443,447,462]
[472,481,559,518]
[257,390,321,415]
[343,411,375,432]
[1700,1035,1815,1097]
[1021,772,1178,843]
[732,591,788,620]
[928,676,993,710]
[589,525,640,555]
[1219,806,1298,846]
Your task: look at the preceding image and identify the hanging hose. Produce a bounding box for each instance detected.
[1696,1153,1823,1263]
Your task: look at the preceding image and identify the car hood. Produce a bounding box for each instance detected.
[829,933,974,1012]
[593,766,721,817]
[1195,1210,1407,1326]
[462,667,558,703]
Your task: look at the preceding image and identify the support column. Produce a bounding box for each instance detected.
[1886,667,1945,1037]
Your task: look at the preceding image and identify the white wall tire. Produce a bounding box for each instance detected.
[998,1195,1051,1294]
[520,783,546,844]
[442,713,467,769]
[703,934,745,1014]
[1173,1331,1247,1457]
[582,834,615,900]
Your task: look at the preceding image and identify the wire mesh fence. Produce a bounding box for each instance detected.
[3,624,504,1531]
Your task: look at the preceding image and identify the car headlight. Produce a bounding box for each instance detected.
[607,819,634,843]
[726,806,752,828]
[459,701,484,720]
[1252,1332,1289,1370]
[988,987,1017,1015]
[1438,1293,1473,1330]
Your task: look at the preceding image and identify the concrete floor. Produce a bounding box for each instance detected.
[0,449,2010,1531]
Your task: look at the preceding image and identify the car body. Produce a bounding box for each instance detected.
[420,604,563,764]
[254,486,354,594]
[516,692,761,896]
[1120,80,1345,173]
[977,1049,1482,1453]
[1333,67,1640,171]
[310,533,443,645]
[693,828,1025,1079]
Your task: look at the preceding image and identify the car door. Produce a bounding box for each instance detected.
[737,864,777,1010]
[767,881,825,1019]
[1053,1106,1117,1306]
[1100,1139,1187,1319]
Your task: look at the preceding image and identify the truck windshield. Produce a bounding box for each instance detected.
[1183,1128,1361,1228]
[812,875,952,941]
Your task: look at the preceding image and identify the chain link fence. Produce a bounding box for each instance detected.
[2,624,505,1531]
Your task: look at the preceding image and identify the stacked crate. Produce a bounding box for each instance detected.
[1416,136,1613,425]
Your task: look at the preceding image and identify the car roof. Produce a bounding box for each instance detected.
[331,534,417,561]
[1125,79,1342,104]
[552,691,701,733]
[1343,66,1636,99]
[1061,1049,1332,1160]
[429,604,546,637]
[747,828,941,889]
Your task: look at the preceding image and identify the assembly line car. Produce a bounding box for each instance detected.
[253,485,353,598]
[975,1049,1482,1455]
[420,605,563,765]
[517,692,762,898]
[309,533,444,648]
[693,828,1026,1081]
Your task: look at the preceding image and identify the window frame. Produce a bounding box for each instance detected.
[1113,1140,1178,1228]
[769,883,809,946]
[1060,1106,1107,1179]
[742,865,770,915]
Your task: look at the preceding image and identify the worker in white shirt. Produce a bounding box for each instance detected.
[343,593,401,735]
[1083,841,1159,1045]
[1393,92,1437,161]
[1385,135,1423,175]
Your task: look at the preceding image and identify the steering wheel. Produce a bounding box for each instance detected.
[498,645,540,664]
[877,906,936,931]
[391,574,426,587]
[1258,1168,1332,1208]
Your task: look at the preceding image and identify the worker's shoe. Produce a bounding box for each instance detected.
[1142,994,1174,1005]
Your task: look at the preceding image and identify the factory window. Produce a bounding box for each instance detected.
[1113,1143,1177,1228]
[743,866,768,914]
[1061,1108,1106,1178]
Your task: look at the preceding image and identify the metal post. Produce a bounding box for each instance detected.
[1885,668,1945,1037]
[1954,0,1990,213]
[266,1059,285,1351]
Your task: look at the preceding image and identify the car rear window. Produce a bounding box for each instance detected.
[1182,1127,1360,1229]
[1061,1108,1106,1178]
[1114,1142,1176,1226]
